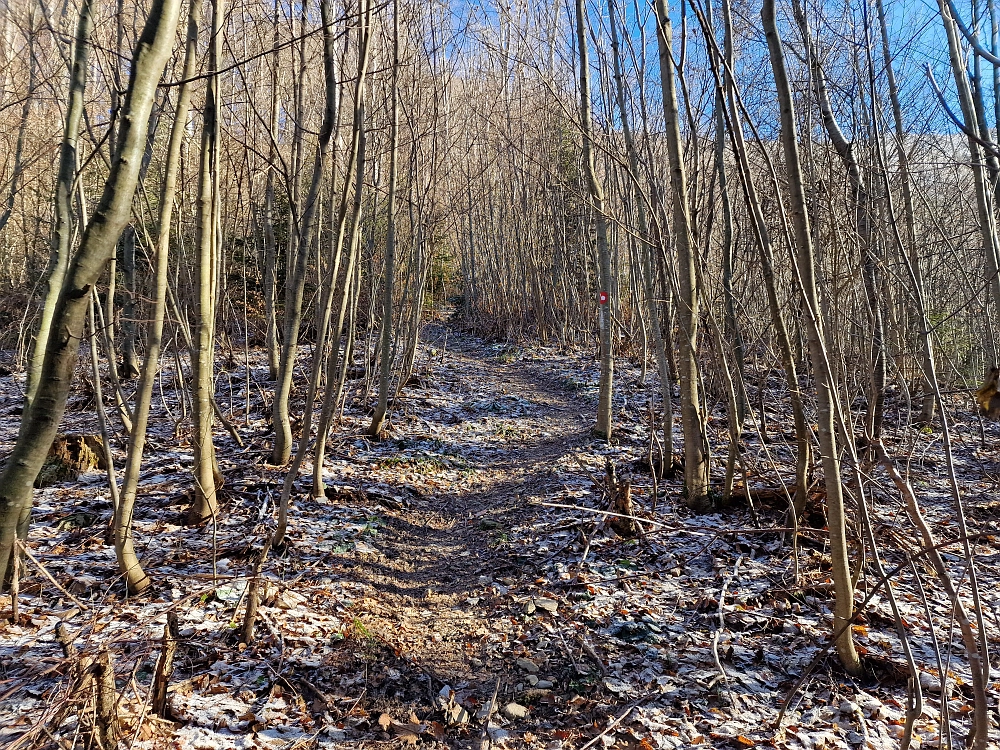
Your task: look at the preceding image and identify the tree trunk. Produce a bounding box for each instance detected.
[262,0,281,381]
[115,0,202,594]
[573,0,614,440]
[876,0,934,423]
[24,0,89,420]
[606,0,672,456]
[0,4,35,237]
[369,0,399,439]
[0,0,183,588]
[188,0,224,524]
[792,0,885,444]
[653,0,709,506]
[120,225,140,379]
[762,0,860,676]
[270,0,355,466]
[271,0,344,543]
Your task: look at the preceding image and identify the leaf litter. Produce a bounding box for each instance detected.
[0,321,999,748]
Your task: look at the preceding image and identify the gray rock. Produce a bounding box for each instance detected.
[503,702,529,720]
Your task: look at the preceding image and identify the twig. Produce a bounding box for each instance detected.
[580,636,608,677]
[712,557,742,707]
[15,540,89,612]
[553,627,584,675]
[540,501,671,529]
[578,693,655,750]
[540,501,828,538]
[476,677,501,750]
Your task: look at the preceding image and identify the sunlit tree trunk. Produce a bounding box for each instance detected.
[0,0,182,588]
[272,0,342,543]
[762,0,860,675]
[115,0,201,594]
[653,0,709,505]
[189,0,224,524]
[369,0,399,439]
[606,0,672,453]
[573,0,614,440]
[876,0,934,424]
[0,4,34,238]
[24,0,89,422]
[262,0,281,381]
[793,0,885,443]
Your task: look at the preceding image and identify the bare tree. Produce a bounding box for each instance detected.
[0,0,183,587]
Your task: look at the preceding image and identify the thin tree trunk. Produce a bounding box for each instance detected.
[792,0,886,444]
[313,104,369,499]
[24,0,90,420]
[653,0,709,505]
[120,225,139,378]
[762,0,860,675]
[369,0,399,438]
[189,0,224,524]
[262,0,281,381]
[606,0,672,456]
[0,0,183,588]
[272,0,343,543]
[573,0,614,440]
[0,5,35,237]
[270,0,357,466]
[115,0,202,594]
[875,0,934,423]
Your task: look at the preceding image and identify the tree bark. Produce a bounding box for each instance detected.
[116,0,202,594]
[653,0,709,505]
[0,0,183,588]
[369,0,400,439]
[606,0,672,455]
[189,0,224,524]
[762,0,860,675]
[24,0,90,421]
[573,0,614,440]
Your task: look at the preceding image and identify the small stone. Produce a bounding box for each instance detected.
[503,702,529,720]
[516,658,539,673]
[839,700,859,714]
[527,675,539,686]
[919,672,942,692]
[535,680,553,689]
[534,598,558,613]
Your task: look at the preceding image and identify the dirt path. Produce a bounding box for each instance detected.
[5,322,997,749]
[320,324,596,739]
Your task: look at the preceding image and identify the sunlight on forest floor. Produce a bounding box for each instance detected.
[1,324,999,749]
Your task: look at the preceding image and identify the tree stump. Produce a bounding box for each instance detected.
[606,459,639,538]
[34,435,107,488]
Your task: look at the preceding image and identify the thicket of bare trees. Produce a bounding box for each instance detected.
[2,0,1000,741]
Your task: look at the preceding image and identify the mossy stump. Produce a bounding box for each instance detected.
[34,434,106,488]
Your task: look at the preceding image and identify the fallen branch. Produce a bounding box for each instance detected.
[15,540,89,612]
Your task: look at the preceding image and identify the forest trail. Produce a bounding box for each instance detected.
[312,322,599,735]
[3,322,994,750]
